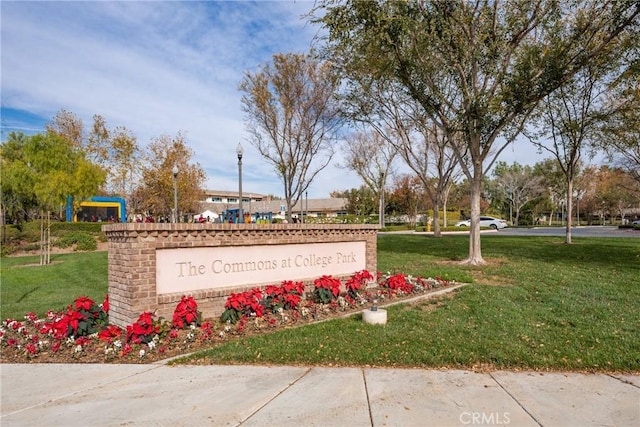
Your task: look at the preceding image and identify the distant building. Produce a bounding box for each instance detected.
[198,189,347,221]
[66,196,127,223]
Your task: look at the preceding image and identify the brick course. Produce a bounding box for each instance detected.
[102,223,378,328]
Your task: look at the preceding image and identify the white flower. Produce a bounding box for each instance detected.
[190,324,196,330]
[113,340,122,348]
[139,349,146,358]
[148,341,156,350]
[219,331,225,338]
[74,345,83,353]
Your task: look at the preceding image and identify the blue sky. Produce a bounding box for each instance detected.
[1,0,552,198]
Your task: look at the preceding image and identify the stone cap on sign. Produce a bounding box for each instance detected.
[102,223,381,232]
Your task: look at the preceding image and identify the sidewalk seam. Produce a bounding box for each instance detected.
[607,373,640,389]
[237,367,312,426]
[489,372,543,427]
[361,368,375,427]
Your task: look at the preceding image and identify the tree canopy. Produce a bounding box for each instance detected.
[239,52,343,221]
[314,0,640,263]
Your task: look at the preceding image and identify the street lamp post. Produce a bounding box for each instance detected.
[172,164,179,223]
[237,143,243,223]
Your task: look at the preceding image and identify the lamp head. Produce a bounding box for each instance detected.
[236,143,243,159]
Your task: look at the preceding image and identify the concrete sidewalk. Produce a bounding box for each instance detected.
[1,364,638,426]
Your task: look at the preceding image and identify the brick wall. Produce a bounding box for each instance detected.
[102,223,379,328]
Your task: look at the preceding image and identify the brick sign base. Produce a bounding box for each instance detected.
[102,223,378,328]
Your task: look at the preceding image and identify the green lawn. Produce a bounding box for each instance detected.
[1,252,108,319]
[179,235,640,372]
[2,235,639,371]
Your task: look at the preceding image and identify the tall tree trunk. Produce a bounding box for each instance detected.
[465,172,484,265]
[565,178,573,244]
[379,192,386,228]
[39,214,45,266]
[443,197,448,227]
[46,211,51,265]
[432,201,441,237]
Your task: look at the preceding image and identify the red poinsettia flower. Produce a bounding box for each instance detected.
[64,309,86,335]
[172,295,200,329]
[281,280,305,295]
[98,325,123,343]
[102,295,109,313]
[74,296,95,312]
[314,275,342,297]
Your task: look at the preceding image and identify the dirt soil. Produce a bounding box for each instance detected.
[7,242,109,258]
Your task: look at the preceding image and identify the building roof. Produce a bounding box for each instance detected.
[198,197,347,215]
[204,189,269,199]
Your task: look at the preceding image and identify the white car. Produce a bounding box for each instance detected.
[455,216,508,230]
[632,219,640,225]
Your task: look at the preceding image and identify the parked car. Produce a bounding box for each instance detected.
[632,219,640,225]
[455,216,508,230]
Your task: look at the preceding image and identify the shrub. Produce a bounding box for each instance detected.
[221,288,264,323]
[313,275,342,304]
[41,295,109,339]
[54,232,97,251]
[172,295,202,329]
[381,273,414,295]
[344,270,374,299]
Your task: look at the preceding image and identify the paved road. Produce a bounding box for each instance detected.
[498,225,640,238]
[387,225,640,238]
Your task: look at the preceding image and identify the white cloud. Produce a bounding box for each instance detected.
[1,0,349,198]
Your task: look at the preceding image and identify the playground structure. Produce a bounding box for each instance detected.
[66,196,126,223]
[223,208,272,224]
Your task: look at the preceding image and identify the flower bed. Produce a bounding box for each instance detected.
[0,271,455,364]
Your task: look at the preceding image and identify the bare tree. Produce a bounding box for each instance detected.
[396,115,463,235]
[526,58,623,243]
[46,110,140,202]
[340,130,397,227]
[239,53,343,222]
[336,72,462,236]
[491,162,545,226]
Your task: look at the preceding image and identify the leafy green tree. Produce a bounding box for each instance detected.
[330,186,377,218]
[0,131,105,264]
[314,0,640,264]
